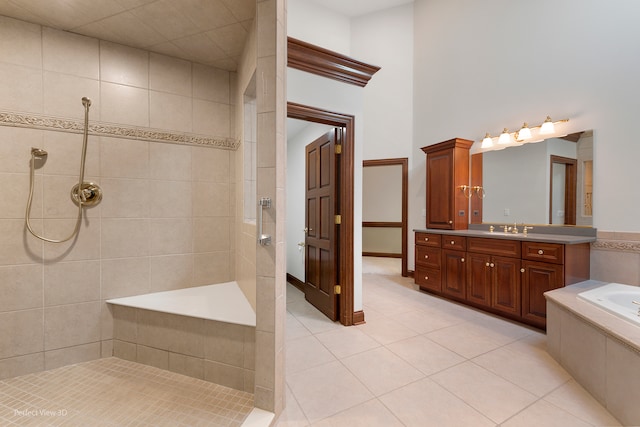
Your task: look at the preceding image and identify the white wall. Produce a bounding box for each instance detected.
[287,0,351,55]
[413,0,640,237]
[286,122,335,282]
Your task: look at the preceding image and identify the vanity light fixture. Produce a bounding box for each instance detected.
[498,128,511,144]
[540,116,555,134]
[516,123,531,140]
[481,133,493,148]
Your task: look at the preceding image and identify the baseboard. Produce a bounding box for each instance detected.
[286,273,305,292]
[362,252,402,258]
[408,270,414,278]
[353,310,365,325]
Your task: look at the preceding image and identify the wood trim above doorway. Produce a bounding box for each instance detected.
[288,101,356,326]
[287,37,381,87]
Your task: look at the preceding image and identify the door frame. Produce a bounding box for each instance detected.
[288,101,356,326]
[549,155,577,225]
[362,158,408,277]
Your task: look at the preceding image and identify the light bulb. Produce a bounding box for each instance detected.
[498,128,511,144]
[518,123,531,140]
[540,116,555,134]
[481,133,493,148]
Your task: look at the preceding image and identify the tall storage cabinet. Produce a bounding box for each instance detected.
[421,138,473,230]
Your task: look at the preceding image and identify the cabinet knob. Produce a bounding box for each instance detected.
[448,220,453,224]
[450,240,455,245]
[485,262,490,267]
[490,263,495,268]
[424,237,429,241]
[424,276,429,280]
[424,255,429,259]
[461,258,465,263]
[520,268,525,273]
[538,249,544,255]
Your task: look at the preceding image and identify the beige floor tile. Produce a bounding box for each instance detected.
[393,307,466,334]
[314,326,380,359]
[387,334,465,375]
[285,335,336,375]
[287,360,374,424]
[341,347,424,396]
[425,322,508,359]
[472,339,571,397]
[286,312,312,342]
[431,361,537,423]
[310,398,403,427]
[286,300,342,335]
[544,379,622,426]
[277,385,309,427]
[355,315,419,345]
[501,399,593,427]
[379,377,494,427]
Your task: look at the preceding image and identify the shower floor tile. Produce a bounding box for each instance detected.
[0,357,253,426]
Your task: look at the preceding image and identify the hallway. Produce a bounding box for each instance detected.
[279,261,620,426]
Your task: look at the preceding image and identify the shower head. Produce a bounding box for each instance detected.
[81,97,91,107]
[31,147,48,157]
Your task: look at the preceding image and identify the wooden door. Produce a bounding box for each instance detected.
[522,260,564,327]
[491,256,521,316]
[442,249,466,299]
[466,252,491,307]
[426,148,453,229]
[305,130,339,320]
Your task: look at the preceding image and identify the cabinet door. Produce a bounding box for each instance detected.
[442,250,466,299]
[466,252,491,307]
[491,256,521,316]
[521,260,563,327]
[415,267,441,293]
[426,148,453,229]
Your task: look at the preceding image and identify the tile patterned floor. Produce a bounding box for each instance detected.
[0,357,253,426]
[279,258,622,426]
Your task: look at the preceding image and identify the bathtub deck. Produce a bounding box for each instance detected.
[107,282,256,327]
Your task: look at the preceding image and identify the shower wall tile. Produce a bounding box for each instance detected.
[0,352,44,380]
[193,63,230,103]
[0,264,43,312]
[204,360,245,391]
[0,173,43,219]
[100,138,149,179]
[149,180,192,218]
[42,27,99,79]
[112,305,137,342]
[101,218,150,259]
[44,260,100,306]
[44,342,101,370]
[44,301,101,350]
[0,309,44,358]
[149,219,192,255]
[100,178,150,218]
[137,309,204,357]
[150,143,192,181]
[193,217,231,253]
[42,130,100,177]
[0,62,43,113]
[193,99,231,137]
[192,146,230,183]
[100,82,149,127]
[101,304,114,341]
[193,252,231,286]
[0,219,43,266]
[43,174,101,219]
[149,91,193,132]
[101,257,150,299]
[101,340,113,357]
[149,53,192,96]
[113,340,136,362]
[99,40,149,88]
[136,344,169,370]
[204,321,246,368]
[150,254,193,292]
[43,219,100,261]
[43,71,101,120]
[193,182,230,217]
[169,352,204,379]
[0,128,44,174]
[0,15,42,69]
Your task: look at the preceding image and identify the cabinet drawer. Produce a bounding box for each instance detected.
[415,267,441,292]
[442,235,466,251]
[415,232,441,247]
[522,242,564,264]
[467,237,520,258]
[416,246,441,269]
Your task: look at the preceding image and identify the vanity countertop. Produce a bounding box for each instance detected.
[413,228,596,245]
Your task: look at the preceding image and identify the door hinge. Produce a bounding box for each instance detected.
[334,285,341,294]
[334,214,342,225]
[335,144,342,154]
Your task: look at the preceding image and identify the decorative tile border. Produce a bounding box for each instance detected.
[0,110,240,150]
[592,239,640,254]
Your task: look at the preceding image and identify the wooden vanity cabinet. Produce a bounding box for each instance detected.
[421,138,473,230]
[414,232,442,292]
[442,249,466,299]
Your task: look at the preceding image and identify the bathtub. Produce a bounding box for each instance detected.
[577,282,640,326]
[106,281,256,393]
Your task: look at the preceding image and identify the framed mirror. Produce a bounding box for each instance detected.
[470,130,593,226]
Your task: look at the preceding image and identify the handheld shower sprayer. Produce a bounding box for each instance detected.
[25,97,103,243]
